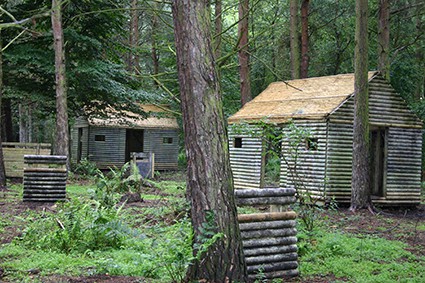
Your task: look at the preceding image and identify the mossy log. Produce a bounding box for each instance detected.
[245,252,298,265]
[235,188,296,198]
[247,260,298,273]
[238,211,297,223]
[236,196,296,206]
[239,220,296,231]
[243,244,298,257]
[241,227,297,240]
[242,236,297,248]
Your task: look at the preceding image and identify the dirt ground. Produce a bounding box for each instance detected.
[0,185,424,282]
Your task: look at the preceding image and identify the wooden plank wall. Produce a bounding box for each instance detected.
[386,127,422,204]
[327,75,422,204]
[280,122,328,200]
[88,127,127,169]
[144,129,179,170]
[2,143,51,178]
[229,126,264,189]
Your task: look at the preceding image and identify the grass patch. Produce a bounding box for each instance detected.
[299,228,425,282]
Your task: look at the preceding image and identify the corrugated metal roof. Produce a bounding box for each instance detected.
[228,72,378,124]
[87,104,179,129]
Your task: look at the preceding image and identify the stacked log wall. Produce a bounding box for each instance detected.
[236,188,298,280]
[23,155,67,202]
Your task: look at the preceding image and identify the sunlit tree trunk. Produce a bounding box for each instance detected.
[172,0,248,281]
[351,0,372,212]
[290,0,300,79]
[378,0,390,81]
[238,0,251,106]
[300,0,309,78]
[52,0,69,163]
[128,0,139,72]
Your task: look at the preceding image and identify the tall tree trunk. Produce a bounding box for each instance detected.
[128,0,139,72]
[19,104,27,143]
[151,1,159,87]
[238,0,252,106]
[214,0,223,60]
[0,31,7,186]
[52,0,69,162]
[351,0,372,212]
[300,0,309,78]
[290,0,300,79]
[378,0,390,81]
[171,0,247,281]
[2,99,13,142]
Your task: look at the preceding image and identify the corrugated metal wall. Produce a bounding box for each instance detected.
[229,126,264,189]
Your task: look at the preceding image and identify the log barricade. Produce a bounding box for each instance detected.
[235,187,298,280]
[23,155,67,202]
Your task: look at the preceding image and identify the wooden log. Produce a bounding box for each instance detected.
[23,189,66,193]
[235,188,296,198]
[241,227,297,240]
[23,198,65,202]
[245,252,298,265]
[24,180,67,185]
[238,211,297,223]
[239,220,296,231]
[248,269,299,280]
[247,260,298,273]
[243,244,298,257]
[236,196,296,206]
[242,236,297,248]
[24,168,67,173]
[24,155,66,162]
[23,185,66,190]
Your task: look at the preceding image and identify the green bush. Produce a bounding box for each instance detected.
[71,158,99,179]
[17,197,135,254]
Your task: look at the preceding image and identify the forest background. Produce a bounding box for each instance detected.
[0,0,423,155]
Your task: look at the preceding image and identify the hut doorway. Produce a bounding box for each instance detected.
[125,129,144,162]
[370,127,387,197]
[77,128,83,162]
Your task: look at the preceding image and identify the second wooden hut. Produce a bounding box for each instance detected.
[228,72,422,206]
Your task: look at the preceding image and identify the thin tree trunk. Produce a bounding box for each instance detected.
[128,0,139,72]
[300,0,309,78]
[290,0,300,79]
[52,0,69,163]
[19,104,27,143]
[238,0,251,106]
[171,0,247,281]
[351,0,372,212]
[378,0,390,81]
[151,1,159,87]
[214,0,222,60]
[0,31,7,186]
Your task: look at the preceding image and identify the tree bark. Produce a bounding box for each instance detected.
[214,0,222,61]
[51,0,69,162]
[378,0,390,81]
[290,0,300,79]
[2,99,13,142]
[128,0,139,72]
[351,0,372,212]
[300,0,309,78]
[151,1,159,87]
[171,0,247,281]
[0,31,7,186]
[238,0,252,106]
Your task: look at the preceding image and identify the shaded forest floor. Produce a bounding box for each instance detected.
[0,173,424,282]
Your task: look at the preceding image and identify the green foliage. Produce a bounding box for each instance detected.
[193,210,224,261]
[299,229,425,282]
[71,158,99,179]
[16,197,134,254]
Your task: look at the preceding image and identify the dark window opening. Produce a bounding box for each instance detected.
[95,135,106,142]
[306,138,318,151]
[234,137,243,148]
[163,137,173,144]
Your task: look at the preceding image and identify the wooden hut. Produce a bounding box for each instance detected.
[71,104,179,171]
[228,72,423,205]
